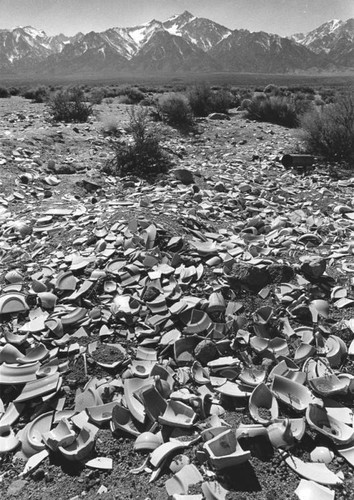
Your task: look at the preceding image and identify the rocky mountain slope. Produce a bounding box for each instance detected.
[0,11,352,76]
[292,18,354,67]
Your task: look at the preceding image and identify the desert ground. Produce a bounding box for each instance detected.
[1,79,354,500]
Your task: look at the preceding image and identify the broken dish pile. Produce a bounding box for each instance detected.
[1,192,354,500]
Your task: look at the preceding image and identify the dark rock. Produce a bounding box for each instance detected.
[227,263,271,292]
[267,264,294,283]
[194,339,219,364]
[173,168,194,185]
[214,182,228,192]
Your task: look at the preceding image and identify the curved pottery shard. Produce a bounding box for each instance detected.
[150,441,186,468]
[204,429,251,470]
[165,464,203,496]
[159,400,196,428]
[42,418,76,451]
[110,404,141,437]
[14,373,60,403]
[249,383,279,424]
[306,404,354,445]
[0,292,29,314]
[295,479,335,500]
[271,375,315,412]
[282,451,342,485]
[59,426,95,461]
[0,425,20,453]
[202,480,229,500]
[0,362,40,385]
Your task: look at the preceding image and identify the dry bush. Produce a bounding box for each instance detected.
[48,87,93,122]
[244,93,308,128]
[156,93,194,128]
[300,93,354,163]
[103,107,170,180]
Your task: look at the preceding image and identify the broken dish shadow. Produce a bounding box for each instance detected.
[49,451,86,476]
[217,461,261,492]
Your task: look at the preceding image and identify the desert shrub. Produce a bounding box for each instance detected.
[208,89,238,113]
[89,88,105,105]
[22,86,49,103]
[117,86,145,104]
[156,93,193,128]
[100,116,121,137]
[104,107,170,180]
[244,94,303,127]
[264,84,280,95]
[240,98,252,110]
[0,86,10,98]
[300,93,354,163]
[187,84,236,116]
[187,83,213,117]
[8,86,20,96]
[48,87,93,122]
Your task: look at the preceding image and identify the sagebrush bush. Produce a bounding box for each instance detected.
[187,83,213,117]
[100,116,121,137]
[48,87,93,122]
[244,94,304,127]
[187,84,236,116]
[117,86,145,104]
[89,88,105,104]
[156,93,193,128]
[0,86,10,98]
[22,86,49,103]
[103,107,170,180]
[208,89,238,114]
[300,93,354,163]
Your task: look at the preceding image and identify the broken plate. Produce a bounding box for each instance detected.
[204,429,251,470]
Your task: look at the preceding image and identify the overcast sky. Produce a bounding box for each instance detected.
[0,0,352,36]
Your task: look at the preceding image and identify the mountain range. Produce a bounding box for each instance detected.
[0,11,353,77]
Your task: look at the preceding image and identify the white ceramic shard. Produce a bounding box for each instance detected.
[59,426,95,461]
[110,404,141,437]
[0,425,20,453]
[306,404,354,445]
[165,464,203,496]
[282,452,342,485]
[20,449,49,478]
[0,344,24,363]
[0,361,40,385]
[309,374,348,397]
[86,401,118,425]
[150,441,186,468]
[42,419,76,451]
[249,383,279,424]
[267,419,295,449]
[310,446,334,464]
[294,479,335,500]
[204,429,251,470]
[19,411,54,457]
[215,381,251,398]
[14,373,61,402]
[134,432,163,451]
[85,457,113,470]
[202,481,229,500]
[159,400,196,428]
[271,375,316,411]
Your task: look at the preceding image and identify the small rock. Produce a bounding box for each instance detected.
[214,182,228,193]
[195,339,219,364]
[173,168,194,185]
[208,113,230,120]
[7,479,27,496]
[227,263,271,292]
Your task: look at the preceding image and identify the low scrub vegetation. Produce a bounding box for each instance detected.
[301,93,354,163]
[103,107,170,180]
[0,86,10,98]
[156,93,194,128]
[243,93,312,128]
[187,84,238,117]
[48,87,93,122]
[22,86,49,103]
